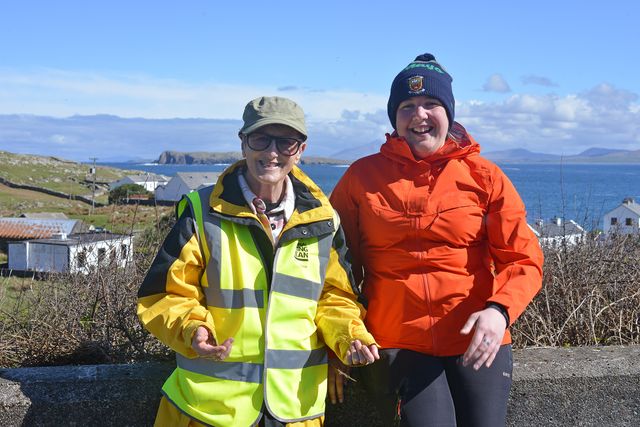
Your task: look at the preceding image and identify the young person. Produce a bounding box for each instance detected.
[330,54,544,426]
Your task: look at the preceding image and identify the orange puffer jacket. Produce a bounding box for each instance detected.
[330,124,543,356]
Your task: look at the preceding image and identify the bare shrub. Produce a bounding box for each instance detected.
[0,213,175,368]
[2,214,639,367]
[512,233,640,347]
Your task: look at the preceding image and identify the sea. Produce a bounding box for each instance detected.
[101,162,640,231]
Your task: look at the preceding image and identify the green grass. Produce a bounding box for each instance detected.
[0,183,89,214]
[0,150,138,198]
[0,276,36,317]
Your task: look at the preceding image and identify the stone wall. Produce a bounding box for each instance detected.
[1,346,638,426]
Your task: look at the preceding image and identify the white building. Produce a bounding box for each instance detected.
[109,173,169,192]
[155,172,220,202]
[8,233,133,274]
[529,217,586,246]
[603,198,640,235]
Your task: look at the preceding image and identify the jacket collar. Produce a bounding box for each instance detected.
[209,160,334,227]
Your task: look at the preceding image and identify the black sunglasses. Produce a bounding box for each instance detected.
[244,133,303,156]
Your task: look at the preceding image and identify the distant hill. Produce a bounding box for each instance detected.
[567,148,640,163]
[155,150,349,165]
[157,151,241,164]
[576,147,627,157]
[483,147,640,163]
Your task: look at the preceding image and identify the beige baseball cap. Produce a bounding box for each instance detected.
[239,96,307,140]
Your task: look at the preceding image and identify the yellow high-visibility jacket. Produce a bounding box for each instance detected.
[138,161,376,427]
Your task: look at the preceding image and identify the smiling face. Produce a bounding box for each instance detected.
[395,95,449,159]
[241,124,306,203]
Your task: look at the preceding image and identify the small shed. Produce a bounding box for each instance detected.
[7,233,133,274]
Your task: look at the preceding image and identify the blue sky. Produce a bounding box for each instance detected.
[1,0,639,160]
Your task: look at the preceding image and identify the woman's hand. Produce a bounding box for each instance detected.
[191,326,234,360]
[328,357,349,404]
[346,339,380,366]
[460,308,507,370]
[329,341,379,404]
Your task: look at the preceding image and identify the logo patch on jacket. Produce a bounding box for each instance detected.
[294,242,309,261]
[408,75,425,93]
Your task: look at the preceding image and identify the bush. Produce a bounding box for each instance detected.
[511,233,640,347]
[1,226,639,368]
[0,213,175,367]
[108,183,152,204]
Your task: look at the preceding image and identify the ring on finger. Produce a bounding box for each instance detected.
[482,337,492,346]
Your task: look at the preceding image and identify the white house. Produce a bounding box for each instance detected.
[529,217,586,246]
[8,233,133,274]
[109,173,169,192]
[603,198,640,235]
[155,172,220,202]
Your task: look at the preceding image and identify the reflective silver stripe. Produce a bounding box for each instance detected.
[202,216,221,298]
[266,348,327,369]
[203,287,265,309]
[317,233,332,286]
[272,273,322,301]
[176,354,263,383]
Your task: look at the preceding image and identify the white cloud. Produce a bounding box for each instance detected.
[482,74,511,93]
[458,84,640,153]
[0,68,638,159]
[0,68,387,122]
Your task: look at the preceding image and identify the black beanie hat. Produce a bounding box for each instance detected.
[387,53,455,130]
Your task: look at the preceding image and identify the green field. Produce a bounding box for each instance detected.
[0,150,173,231]
[0,150,136,199]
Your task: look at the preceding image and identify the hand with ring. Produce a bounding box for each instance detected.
[345,339,380,366]
[459,307,507,370]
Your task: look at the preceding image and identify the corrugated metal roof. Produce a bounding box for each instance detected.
[0,218,81,239]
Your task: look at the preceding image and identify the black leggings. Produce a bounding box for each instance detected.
[358,346,513,427]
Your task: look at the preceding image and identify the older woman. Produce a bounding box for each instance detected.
[138,96,379,427]
[330,54,544,426]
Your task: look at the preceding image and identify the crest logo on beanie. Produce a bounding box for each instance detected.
[407,76,425,94]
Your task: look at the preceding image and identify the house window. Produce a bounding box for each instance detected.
[610,217,618,225]
[98,248,106,265]
[121,244,128,260]
[625,218,633,226]
[77,250,87,268]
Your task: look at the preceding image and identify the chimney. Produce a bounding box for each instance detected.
[623,197,635,205]
[554,217,562,226]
